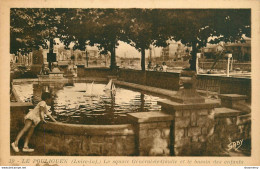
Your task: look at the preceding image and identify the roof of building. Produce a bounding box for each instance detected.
[203,44,223,49]
[225,43,251,47]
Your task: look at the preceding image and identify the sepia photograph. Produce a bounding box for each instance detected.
[1,0,260,167]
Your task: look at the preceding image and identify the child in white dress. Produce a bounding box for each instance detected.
[11,92,57,153]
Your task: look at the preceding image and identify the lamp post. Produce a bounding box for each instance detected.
[226,53,232,77]
[85,46,89,67]
[196,53,201,74]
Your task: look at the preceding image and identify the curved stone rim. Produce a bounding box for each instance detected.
[38,122,135,136]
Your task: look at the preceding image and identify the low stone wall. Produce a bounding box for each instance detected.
[78,68,250,100]
[127,112,173,156]
[237,114,251,141]
[13,66,251,102]
[218,94,251,142]
[31,122,136,156]
[218,77,251,102]
[158,100,219,156]
[118,69,180,91]
[118,69,146,85]
[10,102,34,143]
[78,68,180,91]
[77,67,113,78]
[118,69,250,99]
[146,71,180,90]
[11,71,38,79]
[196,75,251,102]
[209,108,245,155]
[199,62,251,71]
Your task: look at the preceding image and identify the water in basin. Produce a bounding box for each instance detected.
[13,82,163,125]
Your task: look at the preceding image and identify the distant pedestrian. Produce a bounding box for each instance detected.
[162,62,168,72]
[154,64,160,71]
[15,56,18,63]
[41,64,50,75]
[44,66,50,75]
[147,61,152,70]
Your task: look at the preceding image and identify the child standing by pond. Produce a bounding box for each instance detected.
[11,92,57,153]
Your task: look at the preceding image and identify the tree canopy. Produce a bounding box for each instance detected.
[10,8,65,54]
[123,9,172,70]
[166,9,251,70]
[10,8,251,71]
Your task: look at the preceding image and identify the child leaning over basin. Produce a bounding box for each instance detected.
[11,92,57,153]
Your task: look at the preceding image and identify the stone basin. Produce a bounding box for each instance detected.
[31,121,136,156]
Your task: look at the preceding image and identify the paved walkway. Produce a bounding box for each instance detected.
[114,80,178,97]
[114,80,221,104]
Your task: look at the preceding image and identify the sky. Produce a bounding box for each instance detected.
[116,41,163,58]
[52,35,251,59]
[54,38,163,58]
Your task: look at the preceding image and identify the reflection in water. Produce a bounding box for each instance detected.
[12,83,34,102]
[140,93,145,112]
[13,82,163,125]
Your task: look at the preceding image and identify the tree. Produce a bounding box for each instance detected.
[11,9,250,73]
[10,8,71,69]
[124,9,170,71]
[86,9,128,70]
[63,9,171,71]
[62,9,131,70]
[168,9,251,71]
[123,9,154,71]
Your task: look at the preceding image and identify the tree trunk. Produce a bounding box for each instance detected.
[86,55,89,67]
[110,42,117,70]
[141,48,145,71]
[48,38,54,71]
[190,41,198,71]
